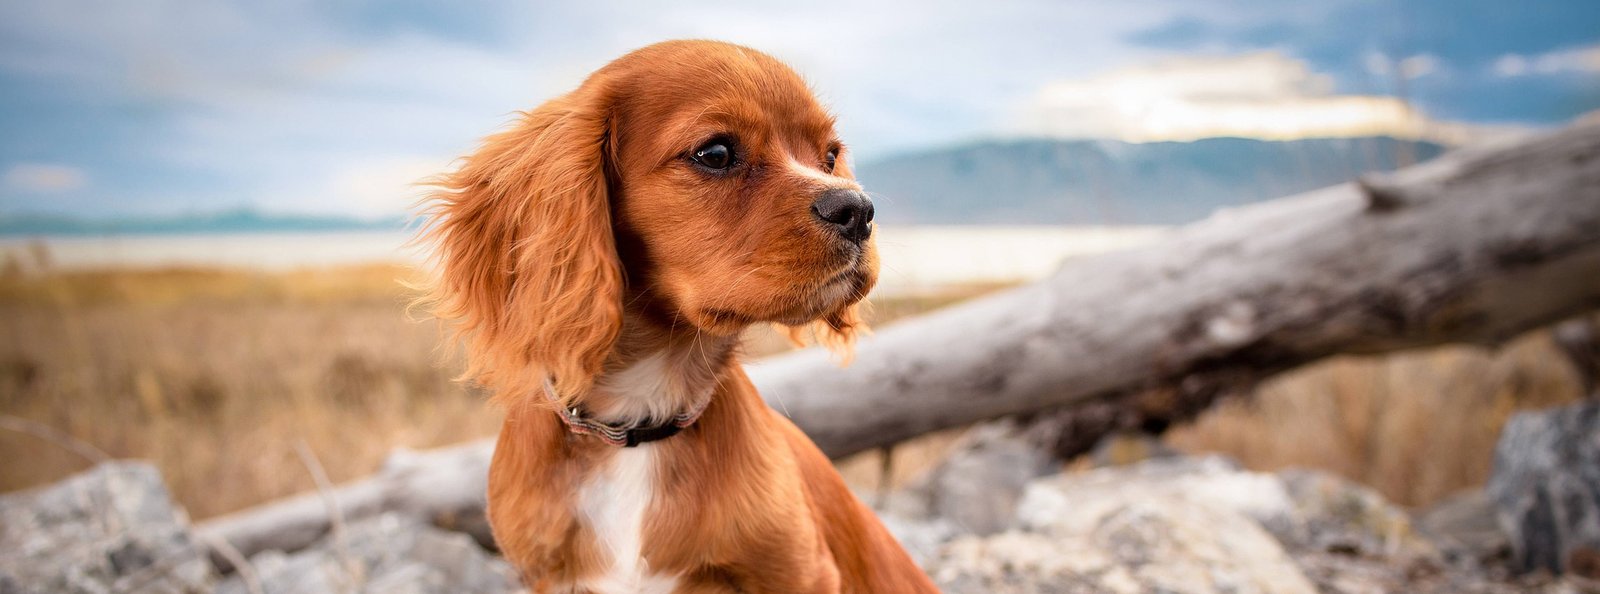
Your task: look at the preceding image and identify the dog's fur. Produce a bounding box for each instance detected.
[420,40,938,593]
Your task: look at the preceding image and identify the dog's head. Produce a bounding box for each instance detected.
[421,40,876,401]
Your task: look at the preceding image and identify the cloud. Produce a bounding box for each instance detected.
[325,156,450,219]
[2,163,87,192]
[2,0,1197,218]
[1121,7,1343,52]
[1493,43,1600,77]
[1,1,1592,217]
[1014,52,1494,144]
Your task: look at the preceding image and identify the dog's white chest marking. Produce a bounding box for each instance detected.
[576,444,679,594]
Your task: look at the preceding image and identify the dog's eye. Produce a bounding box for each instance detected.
[823,148,839,173]
[692,140,735,171]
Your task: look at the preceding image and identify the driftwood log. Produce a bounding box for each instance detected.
[199,121,1600,561]
[753,121,1600,458]
[198,442,494,569]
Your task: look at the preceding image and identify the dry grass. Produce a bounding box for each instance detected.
[0,264,1586,518]
[1166,332,1586,507]
[0,265,495,518]
[0,265,989,518]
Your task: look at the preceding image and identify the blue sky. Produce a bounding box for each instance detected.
[1,0,1596,219]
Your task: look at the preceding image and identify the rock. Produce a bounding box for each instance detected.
[215,513,520,594]
[1006,453,1438,560]
[1418,490,1511,568]
[876,514,961,569]
[919,455,1527,593]
[1016,455,1297,533]
[877,425,1216,571]
[1488,401,1600,577]
[931,480,1318,593]
[926,456,1319,593]
[0,462,216,594]
[1277,469,1436,560]
[874,419,1056,571]
[884,419,1056,536]
[1288,551,1569,594]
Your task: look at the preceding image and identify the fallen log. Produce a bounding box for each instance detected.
[199,121,1600,562]
[197,441,494,568]
[751,121,1600,458]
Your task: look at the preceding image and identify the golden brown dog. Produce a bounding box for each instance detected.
[419,40,938,593]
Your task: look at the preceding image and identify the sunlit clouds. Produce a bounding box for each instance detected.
[328,157,451,219]
[1493,43,1600,77]
[0,1,1593,218]
[1015,53,1498,144]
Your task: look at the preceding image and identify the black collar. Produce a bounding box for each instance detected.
[545,378,709,447]
[555,404,700,447]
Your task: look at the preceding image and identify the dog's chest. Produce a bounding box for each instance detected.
[575,445,680,594]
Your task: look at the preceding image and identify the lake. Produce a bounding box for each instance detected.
[0,226,1167,296]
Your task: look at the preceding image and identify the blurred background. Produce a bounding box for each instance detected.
[1,0,1597,545]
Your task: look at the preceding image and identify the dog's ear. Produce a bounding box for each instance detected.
[418,90,622,407]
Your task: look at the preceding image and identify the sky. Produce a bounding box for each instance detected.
[1,0,1596,219]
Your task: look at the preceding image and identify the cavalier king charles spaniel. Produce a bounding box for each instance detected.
[419,40,937,593]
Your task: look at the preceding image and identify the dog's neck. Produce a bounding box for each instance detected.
[578,310,739,426]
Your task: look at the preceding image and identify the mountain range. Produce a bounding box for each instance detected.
[0,136,1444,235]
[854,136,1444,225]
[0,208,400,236]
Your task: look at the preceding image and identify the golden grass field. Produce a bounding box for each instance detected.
[0,263,1586,518]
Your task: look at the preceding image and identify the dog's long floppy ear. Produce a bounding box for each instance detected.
[419,90,622,407]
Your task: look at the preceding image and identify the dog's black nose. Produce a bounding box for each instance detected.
[811,189,874,243]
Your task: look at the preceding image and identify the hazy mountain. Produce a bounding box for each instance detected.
[854,136,1446,225]
[0,208,400,236]
[1,137,1446,235]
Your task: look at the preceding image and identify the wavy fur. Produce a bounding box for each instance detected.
[418,89,623,407]
[414,40,933,592]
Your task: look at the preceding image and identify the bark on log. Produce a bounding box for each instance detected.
[196,441,494,569]
[750,121,1600,458]
[198,121,1600,562]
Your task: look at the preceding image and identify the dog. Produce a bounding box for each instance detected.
[419,40,939,593]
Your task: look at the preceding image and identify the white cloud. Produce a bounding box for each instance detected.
[325,156,451,219]
[1399,54,1440,79]
[1363,51,1390,78]
[2,163,87,192]
[1493,43,1600,77]
[4,1,1447,216]
[1015,52,1491,144]
[1,0,1183,161]
[1493,55,1530,77]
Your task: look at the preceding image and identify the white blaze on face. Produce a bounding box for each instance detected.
[785,157,856,191]
[576,444,679,594]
